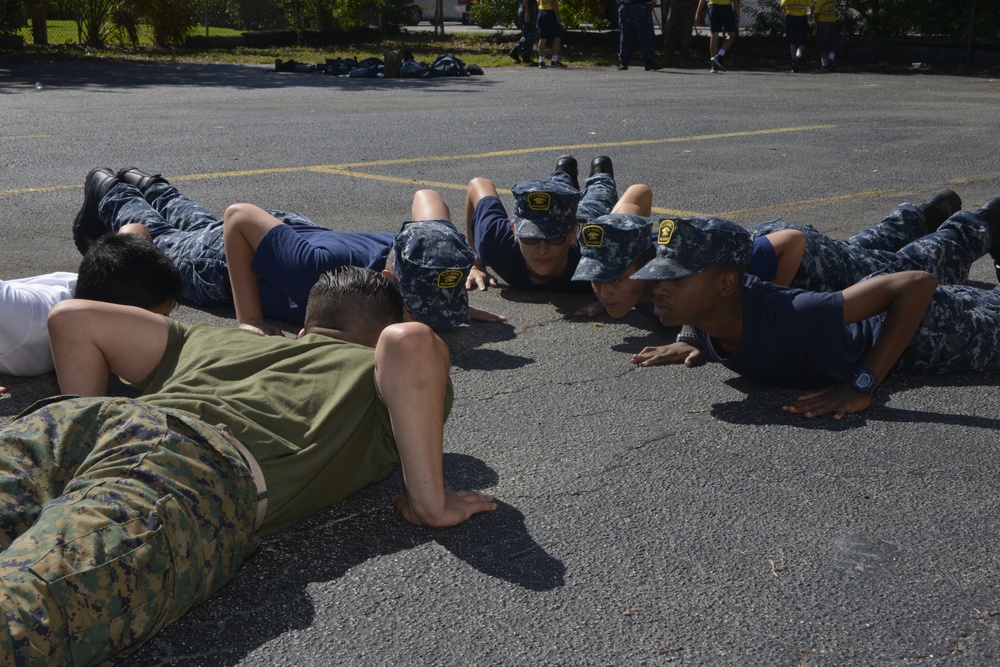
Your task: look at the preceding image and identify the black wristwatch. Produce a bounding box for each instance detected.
[851,369,881,395]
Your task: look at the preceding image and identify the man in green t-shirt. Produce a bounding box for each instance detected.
[0,266,496,666]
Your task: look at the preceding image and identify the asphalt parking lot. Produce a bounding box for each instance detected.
[1,57,998,665]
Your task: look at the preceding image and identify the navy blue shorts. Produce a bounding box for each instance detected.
[785,14,808,45]
[537,10,561,40]
[708,4,736,33]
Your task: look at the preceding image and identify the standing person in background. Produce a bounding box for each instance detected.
[813,0,838,71]
[781,0,813,72]
[536,0,566,68]
[509,0,538,64]
[663,0,695,65]
[695,0,740,73]
[617,0,661,71]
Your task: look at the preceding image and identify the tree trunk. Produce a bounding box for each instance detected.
[28,1,49,46]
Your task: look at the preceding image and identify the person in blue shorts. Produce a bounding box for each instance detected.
[72,167,502,332]
[695,0,739,72]
[464,155,618,295]
[781,0,811,72]
[629,196,1000,419]
[536,0,566,68]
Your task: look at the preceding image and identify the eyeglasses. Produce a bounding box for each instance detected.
[519,234,569,246]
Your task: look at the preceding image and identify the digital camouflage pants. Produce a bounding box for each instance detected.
[0,397,259,666]
[749,205,990,292]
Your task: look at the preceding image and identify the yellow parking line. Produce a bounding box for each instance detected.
[326,125,838,169]
[719,189,915,220]
[0,125,843,202]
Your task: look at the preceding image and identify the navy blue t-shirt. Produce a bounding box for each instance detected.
[252,215,394,325]
[747,236,778,283]
[470,196,590,293]
[694,275,883,389]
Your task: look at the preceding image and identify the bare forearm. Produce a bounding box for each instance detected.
[224,225,265,324]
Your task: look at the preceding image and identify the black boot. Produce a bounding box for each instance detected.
[72,168,120,254]
[117,167,170,193]
[555,155,579,190]
[919,188,961,233]
[589,155,614,179]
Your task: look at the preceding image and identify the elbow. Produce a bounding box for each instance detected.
[222,202,255,230]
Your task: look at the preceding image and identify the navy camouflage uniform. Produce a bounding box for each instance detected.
[618,0,658,69]
[98,183,475,328]
[392,219,476,328]
[749,204,988,292]
[0,397,260,666]
[98,181,330,308]
[573,213,654,282]
[635,214,1000,380]
[545,170,618,225]
[514,0,538,61]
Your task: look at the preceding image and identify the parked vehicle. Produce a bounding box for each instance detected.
[408,1,471,24]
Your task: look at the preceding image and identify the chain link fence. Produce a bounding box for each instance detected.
[11,0,997,48]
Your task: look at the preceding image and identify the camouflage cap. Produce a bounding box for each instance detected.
[631,217,752,281]
[572,214,654,282]
[510,179,582,239]
[393,219,476,328]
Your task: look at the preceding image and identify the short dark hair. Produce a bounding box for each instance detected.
[75,234,183,309]
[305,266,404,346]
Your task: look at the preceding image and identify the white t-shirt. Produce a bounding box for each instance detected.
[0,272,78,376]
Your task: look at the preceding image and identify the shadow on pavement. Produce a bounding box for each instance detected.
[124,453,563,666]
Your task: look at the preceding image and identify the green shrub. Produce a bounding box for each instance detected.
[470,0,517,29]
[0,1,28,36]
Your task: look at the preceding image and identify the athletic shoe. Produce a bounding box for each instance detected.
[551,60,568,69]
[538,61,547,69]
[711,55,726,71]
[73,167,119,254]
[791,57,800,73]
[589,156,614,179]
[556,155,580,190]
[645,62,663,71]
[919,189,962,232]
[117,167,169,193]
[508,47,521,64]
[617,64,628,70]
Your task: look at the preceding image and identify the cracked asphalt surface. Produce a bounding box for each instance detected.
[1,57,998,665]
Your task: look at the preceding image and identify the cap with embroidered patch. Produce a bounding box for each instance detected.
[511,179,582,239]
[572,214,653,282]
[631,217,752,281]
[393,219,476,328]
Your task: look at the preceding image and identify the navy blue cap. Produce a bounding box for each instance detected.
[572,214,653,282]
[393,219,476,328]
[631,217,752,281]
[510,179,581,239]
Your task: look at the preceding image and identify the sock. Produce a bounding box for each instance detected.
[829,53,836,62]
[821,58,828,66]
[717,48,726,58]
[795,48,803,58]
[539,57,545,64]
[552,55,560,63]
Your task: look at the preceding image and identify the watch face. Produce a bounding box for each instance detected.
[855,372,873,389]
